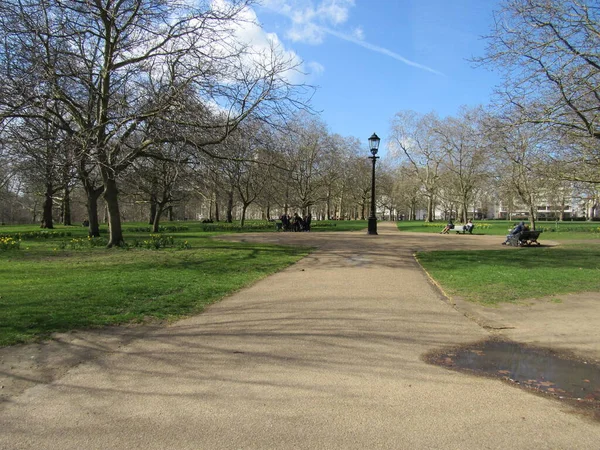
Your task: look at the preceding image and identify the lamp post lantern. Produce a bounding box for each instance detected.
[367,132,380,235]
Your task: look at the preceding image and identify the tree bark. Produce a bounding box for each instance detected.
[148,175,159,224]
[62,186,72,226]
[528,204,537,231]
[425,196,434,222]
[149,194,157,225]
[103,177,124,247]
[152,204,165,233]
[240,204,248,227]
[40,183,54,229]
[83,184,103,237]
[226,189,234,223]
[461,199,468,223]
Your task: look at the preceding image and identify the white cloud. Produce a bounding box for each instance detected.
[306,61,325,76]
[262,0,355,44]
[259,0,443,75]
[352,26,364,41]
[317,0,353,25]
[209,1,309,83]
[287,22,325,44]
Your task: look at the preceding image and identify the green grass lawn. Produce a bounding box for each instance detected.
[399,219,600,305]
[0,221,313,346]
[416,243,600,305]
[0,219,370,347]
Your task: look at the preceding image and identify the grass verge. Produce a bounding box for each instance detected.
[0,233,309,347]
[416,243,600,305]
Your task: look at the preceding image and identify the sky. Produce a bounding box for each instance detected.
[247,0,503,154]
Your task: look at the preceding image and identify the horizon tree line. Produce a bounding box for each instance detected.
[2,0,600,238]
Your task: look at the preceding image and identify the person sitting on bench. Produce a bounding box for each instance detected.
[464,219,474,233]
[502,221,525,245]
[440,219,455,234]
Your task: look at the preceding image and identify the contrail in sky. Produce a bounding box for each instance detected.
[323,27,445,76]
[259,2,443,76]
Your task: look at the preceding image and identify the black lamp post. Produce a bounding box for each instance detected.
[367,132,380,235]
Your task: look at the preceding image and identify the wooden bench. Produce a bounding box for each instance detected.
[454,225,475,234]
[507,230,542,246]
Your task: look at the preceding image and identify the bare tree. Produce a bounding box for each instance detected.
[345,156,372,220]
[0,0,310,246]
[0,143,15,193]
[435,106,491,222]
[218,122,273,227]
[125,142,193,232]
[3,115,73,228]
[487,116,548,229]
[394,164,424,221]
[280,114,328,215]
[477,0,600,181]
[389,111,445,222]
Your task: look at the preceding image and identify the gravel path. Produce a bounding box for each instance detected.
[2,222,599,449]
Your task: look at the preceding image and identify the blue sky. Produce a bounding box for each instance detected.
[250,0,503,152]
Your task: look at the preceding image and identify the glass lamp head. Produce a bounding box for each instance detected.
[368,133,380,156]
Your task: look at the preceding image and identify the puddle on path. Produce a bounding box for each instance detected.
[425,339,600,417]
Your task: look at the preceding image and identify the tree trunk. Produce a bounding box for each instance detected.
[461,200,468,223]
[425,196,434,222]
[226,189,234,223]
[240,204,248,227]
[103,177,124,247]
[528,204,537,231]
[79,155,103,236]
[83,184,103,237]
[40,183,54,229]
[284,186,290,215]
[152,204,165,233]
[62,184,72,225]
[149,194,157,224]
[86,196,101,237]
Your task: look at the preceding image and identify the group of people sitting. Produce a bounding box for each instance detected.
[280,212,312,232]
[439,219,531,243]
[440,219,474,234]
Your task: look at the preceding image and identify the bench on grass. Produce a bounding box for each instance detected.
[507,230,542,246]
[454,225,475,234]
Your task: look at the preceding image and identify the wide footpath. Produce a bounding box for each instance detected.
[2,222,599,449]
